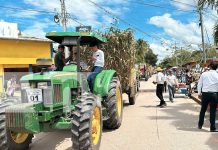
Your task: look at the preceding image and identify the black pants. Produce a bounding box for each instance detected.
[164,81,167,93]
[198,92,218,129]
[168,85,175,100]
[156,84,165,105]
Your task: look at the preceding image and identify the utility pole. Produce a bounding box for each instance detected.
[60,0,67,32]
[199,8,206,64]
[174,42,178,66]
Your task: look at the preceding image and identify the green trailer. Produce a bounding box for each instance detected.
[0,31,123,150]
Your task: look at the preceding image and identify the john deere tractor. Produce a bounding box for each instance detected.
[0,31,123,150]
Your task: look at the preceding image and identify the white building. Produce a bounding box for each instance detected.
[0,21,19,38]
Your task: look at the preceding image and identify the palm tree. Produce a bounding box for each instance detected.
[198,0,218,9]
[198,0,218,44]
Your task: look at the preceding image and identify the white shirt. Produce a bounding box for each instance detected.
[197,70,218,94]
[167,75,177,86]
[156,72,164,84]
[93,49,104,67]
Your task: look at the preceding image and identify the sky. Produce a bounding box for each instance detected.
[0,0,217,62]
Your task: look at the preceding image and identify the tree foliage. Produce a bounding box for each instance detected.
[198,0,218,44]
[135,39,149,63]
[135,39,157,66]
[144,49,158,66]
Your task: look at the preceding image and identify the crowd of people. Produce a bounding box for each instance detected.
[154,62,218,132]
[154,67,193,108]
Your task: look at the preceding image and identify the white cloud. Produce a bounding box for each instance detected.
[149,13,216,45]
[170,0,196,11]
[22,22,47,38]
[23,0,129,28]
[21,0,129,37]
[150,42,172,62]
[11,11,39,19]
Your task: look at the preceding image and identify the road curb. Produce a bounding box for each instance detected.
[190,94,201,105]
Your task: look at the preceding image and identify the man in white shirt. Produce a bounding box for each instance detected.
[153,67,167,107]
[87,41,104,92]
[197,62,218,132]
[167,70,178,102]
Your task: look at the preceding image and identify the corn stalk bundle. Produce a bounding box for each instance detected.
[80,27,136,89]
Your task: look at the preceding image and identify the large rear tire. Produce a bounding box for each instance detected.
[71,94,102,150]
[103,77,123,129]
[0,101,33,150]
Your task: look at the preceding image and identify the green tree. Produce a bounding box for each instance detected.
[144,49,158,66]
[135,39,149,63]
[160,57,175,68]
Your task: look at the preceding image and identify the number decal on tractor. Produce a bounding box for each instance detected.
[26,89,43,102]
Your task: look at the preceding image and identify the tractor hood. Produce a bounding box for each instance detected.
[20,71,78,82]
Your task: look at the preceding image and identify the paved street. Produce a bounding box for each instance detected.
[31,76,218,150]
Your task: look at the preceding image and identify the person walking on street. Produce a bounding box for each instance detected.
[167,70,178,102]
[186,69,193,96]
[198,62,218,132]
[153,67,167,107]
[87,41,104,93]
[163,70,167,93]
[6,75,16,97]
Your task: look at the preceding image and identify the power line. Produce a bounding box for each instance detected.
[86,0,162,41]
[169,0,197,7]
[0,5,54,14]
[0,5,85,27]
[128,0,196,13]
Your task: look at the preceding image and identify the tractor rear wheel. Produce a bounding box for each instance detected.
[0,102,9,150]
[0,101,33,150]
[103,77,123,129]
[71,94,102,150]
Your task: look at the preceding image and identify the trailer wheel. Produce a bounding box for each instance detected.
[103,77,123,129]
[0,101,33,150]
[71,94,102,150]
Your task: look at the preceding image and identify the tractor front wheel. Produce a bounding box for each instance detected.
[103,77,123,129]
[0,101,33,150]
[71,94,102,150]
[7,131,33,150]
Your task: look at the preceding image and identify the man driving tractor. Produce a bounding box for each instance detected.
[87,41,105,92]
[54,44,72,71]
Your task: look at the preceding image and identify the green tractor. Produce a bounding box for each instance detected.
[0,31,123,150]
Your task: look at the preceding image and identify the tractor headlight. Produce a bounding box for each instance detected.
[37,82,51,89]
[21,82,30,89]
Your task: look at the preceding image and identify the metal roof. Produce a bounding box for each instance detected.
[46,32,107,45]
[0,36,52,43]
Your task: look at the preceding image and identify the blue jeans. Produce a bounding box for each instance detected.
[87,66,103,92]
[168,85,175,101]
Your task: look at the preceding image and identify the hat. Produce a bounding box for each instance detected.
[156,67,163,72]
[89,41,98,47]
[58,44,65,49]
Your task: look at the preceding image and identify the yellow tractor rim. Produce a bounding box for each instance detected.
[10,132,29,144]
[116,87,122,117]
[92,107,101,145]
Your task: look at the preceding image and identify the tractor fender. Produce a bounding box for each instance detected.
[93,70,116,97]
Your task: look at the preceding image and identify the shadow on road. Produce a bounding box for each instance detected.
[31,130,71,150]
[148,102,202,132]
[139,89,156,93]
[146,99,218,150]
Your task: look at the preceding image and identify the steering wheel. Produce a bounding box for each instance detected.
[68,62,83,71]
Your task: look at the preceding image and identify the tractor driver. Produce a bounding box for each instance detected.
[54,44,72,71]
[87,41,104,92]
